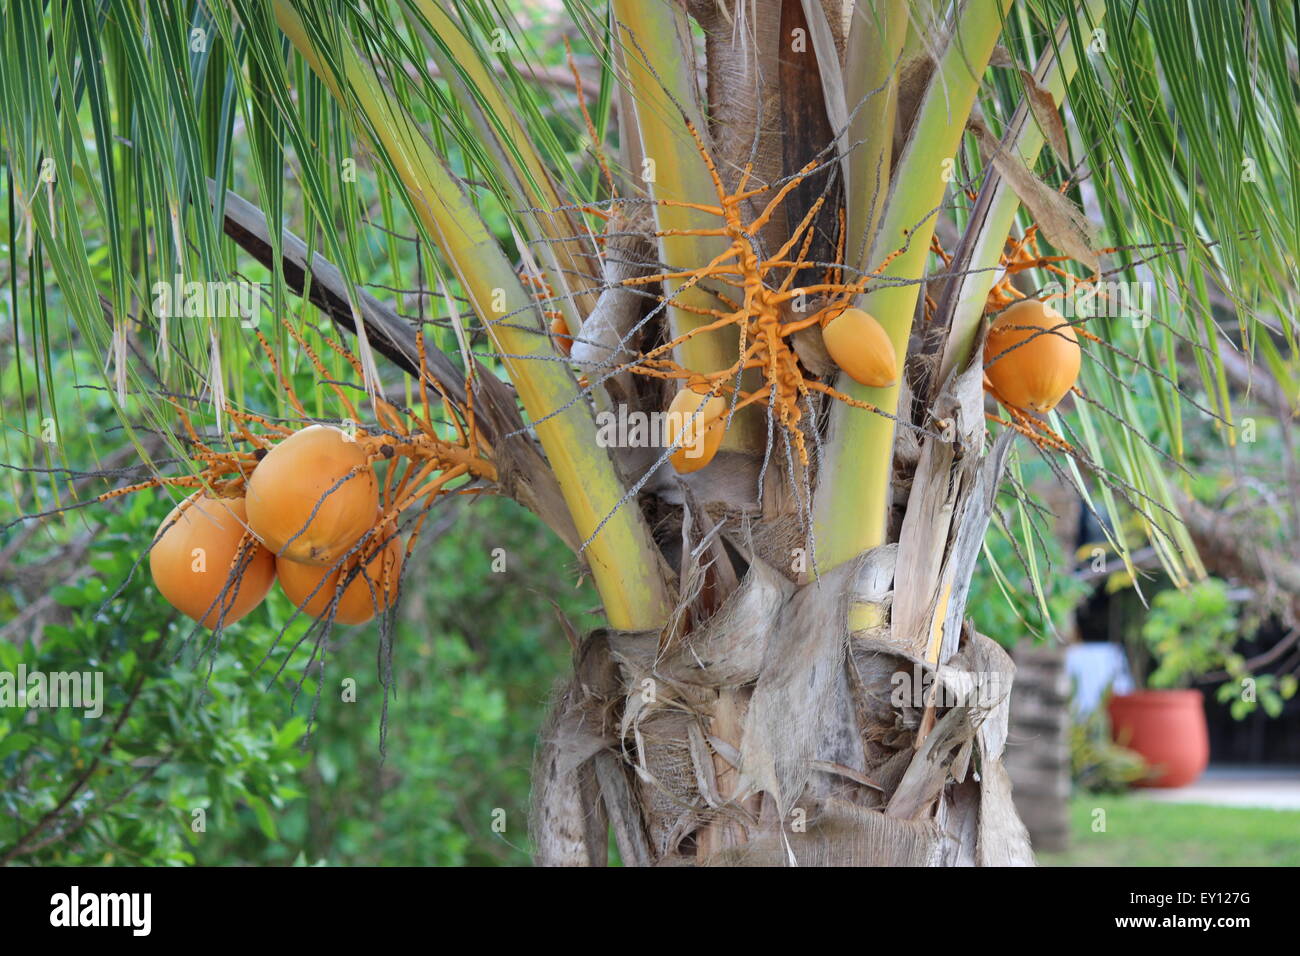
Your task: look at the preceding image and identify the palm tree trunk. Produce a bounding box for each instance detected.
[533,542,1035,865]
[531,361,1036,865]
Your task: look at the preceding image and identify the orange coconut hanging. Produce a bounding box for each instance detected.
[666,384,726,474]
[149,492,276,628]
[276,516,403,626]
[245,424,380,565]
[822,307,898,389]
[550,315,574,357]
[983,298,1081,413]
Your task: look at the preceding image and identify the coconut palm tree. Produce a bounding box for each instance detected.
[2,0,1297,865]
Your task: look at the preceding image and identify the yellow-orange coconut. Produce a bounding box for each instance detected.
[276,520,403,626]
[822,307,897,388]
[245,424,379,565]
[983,298,1080,412]
[550,315,574,357]
[666,385,726,474]
[149,493,275,628]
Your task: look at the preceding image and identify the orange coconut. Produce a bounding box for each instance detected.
[149,493,276,628]
[666,385,726,474]
[983,298,1080,412]
[276,519,403,625]
[822,307,897,388]
[245,424,379,565]
[550,315,574,357]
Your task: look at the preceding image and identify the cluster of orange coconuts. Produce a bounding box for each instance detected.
[663,306,898,474]
[659,298,1079,475]
[149,424,402,630]
[815,299,1082,415]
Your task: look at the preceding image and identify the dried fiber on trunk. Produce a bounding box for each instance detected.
[530,541,1035,866]
[701,799,943,867]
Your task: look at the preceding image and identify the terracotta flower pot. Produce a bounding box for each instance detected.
[1107,689,1209,788]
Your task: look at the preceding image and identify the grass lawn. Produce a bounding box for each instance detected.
[1039,794,1300,866]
